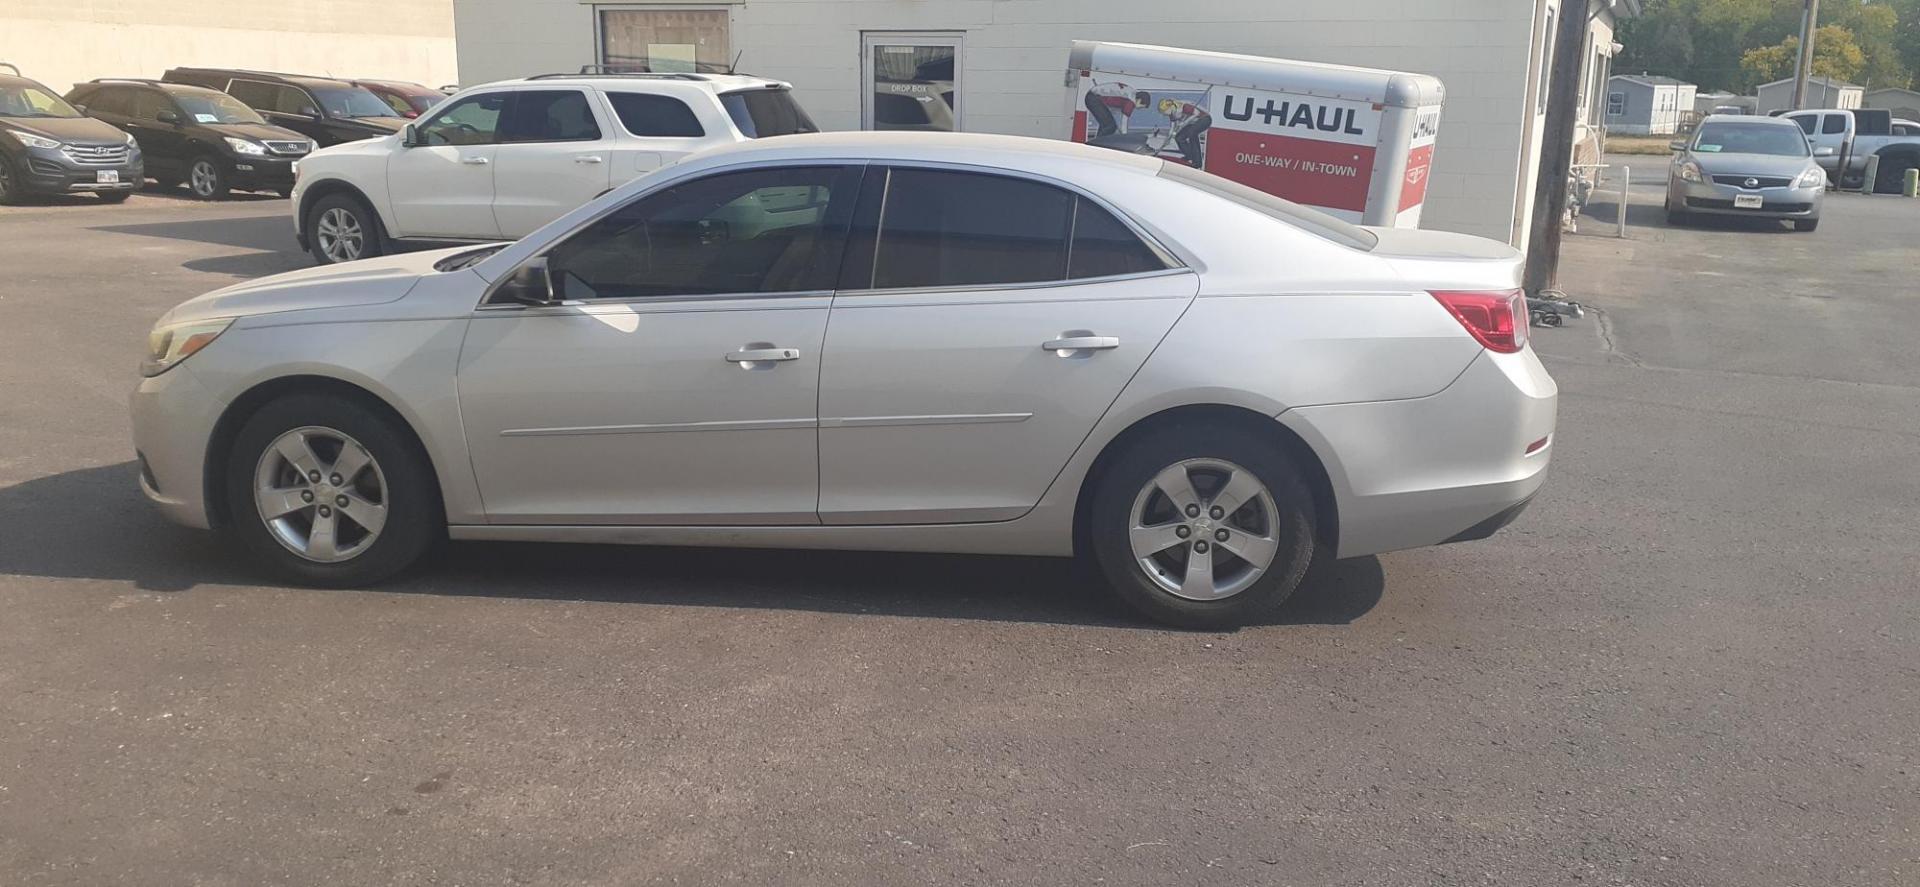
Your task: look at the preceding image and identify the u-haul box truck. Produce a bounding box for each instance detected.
[1067,41,1445,228]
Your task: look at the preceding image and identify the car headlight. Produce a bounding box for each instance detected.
[142,318,234,377]
[1798,167,1827,188]
[224,137,267,156]
[6,130,62,150]
[1678,161,1703,183]
[124,130,138,146]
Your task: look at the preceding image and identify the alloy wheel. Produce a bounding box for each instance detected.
[190,161,218,197]
[316,207,364,262]
[253,426,389,563]
[1127,458,1281,601]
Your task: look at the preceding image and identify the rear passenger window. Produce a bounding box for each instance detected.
[226,80,273,109]
[84,87,129,115]
[1793,115,1818,135]
[608,92,704,137]
[500,90,602,143]
[870,169,1075,289]
[1822,114,1848,134]
[1069,197,1167,279]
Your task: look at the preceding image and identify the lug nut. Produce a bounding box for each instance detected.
[1215,529,1230,542]
[307,470,321,483]
[336,495,349,507]
[300,490,314,503]
[317,505,332,518]
[1210,506,1225,519]
[330,473,343,485]
[1193,541,1210,554]
[1175,525,1191,539]
[1185,504,1201,517]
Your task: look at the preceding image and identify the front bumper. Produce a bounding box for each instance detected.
[16,145,142,194]
[224,154,298,192]
[1280,347,1558,559]
[130,365,225,530]
[1668,177,1822,219]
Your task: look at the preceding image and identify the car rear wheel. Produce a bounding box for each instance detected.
[225,393,440,587]
[307,194,386,265]
[187,157,228,200]
[1086,425,1317,629]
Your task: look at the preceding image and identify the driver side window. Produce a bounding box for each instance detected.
[419,93,505,146]
[544,165,859,301]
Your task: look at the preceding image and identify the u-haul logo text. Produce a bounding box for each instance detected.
[1221,94,1368,137]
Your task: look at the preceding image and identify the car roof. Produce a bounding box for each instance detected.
[175,68,356,90]
[1700,113,1800,127]
[1,74,44,89]
[88,80,223,96]
[355,79,437,92]
[492,73,791,93]
[681,130,1166,175]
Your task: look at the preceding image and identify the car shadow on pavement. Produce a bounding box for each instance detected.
[1581,199,1801,233]
[0,461,1385,629]
[92,213,295,254]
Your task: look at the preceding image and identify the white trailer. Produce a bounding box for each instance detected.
[1067,41,1446,228]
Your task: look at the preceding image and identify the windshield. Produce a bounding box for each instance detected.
[313,87,401,119]
[720,89,819,138]
[173,92,265,125]
[0,84,83,118]
[1694,123,1809,157]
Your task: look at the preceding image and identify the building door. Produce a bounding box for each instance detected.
[861,33,963,132]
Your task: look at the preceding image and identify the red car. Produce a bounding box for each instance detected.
[349,80,443,118]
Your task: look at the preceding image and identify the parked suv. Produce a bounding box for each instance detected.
[291,73,818,264]
[0,67,142,204]
[161,68,407,147]
[67,79,313,199]
[350,80,445,119]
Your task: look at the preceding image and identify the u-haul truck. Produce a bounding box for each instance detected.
[1067,41,1445,228]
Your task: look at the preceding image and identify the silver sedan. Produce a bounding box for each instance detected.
[1667,115,1827,231]
[130,132,1556,628]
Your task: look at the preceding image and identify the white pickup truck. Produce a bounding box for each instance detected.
[1779,108,1920,192]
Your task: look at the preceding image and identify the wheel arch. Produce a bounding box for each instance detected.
[202,374,443,530]
[1071,403,1340,558]
[297,177,392,239]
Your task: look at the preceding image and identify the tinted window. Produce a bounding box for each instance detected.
[225,80,274,109]
[1793,115,1818,135]
[1069,198,1167,279]
[608,92,703,137]
[314,86,397,119]
[720,89,818,138]
[499,90,602,143]
[546,166,855,300]
[129,89,174,120]
[874,93,933,126]
[1822,114,1848,134]
[418,93,505,146]
[81,86,130,115]
[869,169,1075,289]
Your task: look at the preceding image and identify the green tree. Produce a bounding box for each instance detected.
[1741,25,1868,84]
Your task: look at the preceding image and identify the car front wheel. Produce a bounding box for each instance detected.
[307,194,385,265]
[1087,425,1317,629]
[225,393,440,586]
[187,157,228,200]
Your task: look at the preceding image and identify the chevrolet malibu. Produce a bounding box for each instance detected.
[131,132,1556,629]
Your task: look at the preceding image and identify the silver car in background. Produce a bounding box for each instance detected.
[130,132,1556,629]
[1667,114,1827,231]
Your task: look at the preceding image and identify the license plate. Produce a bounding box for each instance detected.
[1733,194,1763,209]
[96,170,119,184]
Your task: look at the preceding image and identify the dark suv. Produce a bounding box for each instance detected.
[0,68,142,204]
[350,79,445,119]
[68,79,313,199]
[161,68,408,147]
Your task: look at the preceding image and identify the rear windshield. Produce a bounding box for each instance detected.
[1156,162,1379,252]
[719,88,818,138]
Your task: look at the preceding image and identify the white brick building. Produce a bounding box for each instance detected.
[452,0,1635,246]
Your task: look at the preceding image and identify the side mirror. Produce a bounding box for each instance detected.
[1668,140,1687,152]
[1815,146,1836,157]
[496,257,559,305]
[156,109,180,125]
[299,107,321,119]
[401,123,421,147]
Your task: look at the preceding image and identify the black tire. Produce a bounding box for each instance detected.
[1793,218,1819,232]
[97,190,133,204]
[306,192,387,265]
[1875,155,1917,194]
[0,153,26,206]
[223,393,441,587]
[186,156,229,200]
[1085,424,1318,629]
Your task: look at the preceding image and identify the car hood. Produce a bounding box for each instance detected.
[2,115,128,145]
[1691,152,1813,176]
[206,121,309,142]
[158,247,477,326]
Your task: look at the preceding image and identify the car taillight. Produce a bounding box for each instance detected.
[1430,289,1527,354]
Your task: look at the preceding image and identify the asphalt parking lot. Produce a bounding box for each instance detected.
[2,182,1917,886]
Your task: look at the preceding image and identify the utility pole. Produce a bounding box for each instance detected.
[1791,0,1821,110]
[1522,0,1590,298]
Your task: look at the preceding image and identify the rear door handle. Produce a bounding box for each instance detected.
[724,347,801,363]
[461,156,490,165]
[574,155,604,164]
[1042,336,1120,353]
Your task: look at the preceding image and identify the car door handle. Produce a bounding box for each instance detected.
[724,347,801,363]
[461,156,490,165]
[574,155,604,164]
[1042,336,1120,354]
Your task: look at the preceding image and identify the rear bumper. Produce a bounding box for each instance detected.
[1281,347,1558,559]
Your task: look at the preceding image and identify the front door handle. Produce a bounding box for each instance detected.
[1042,335,1120,354]
[574,155,604,164]
[724,346,801,364]
[461,156,490,165]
